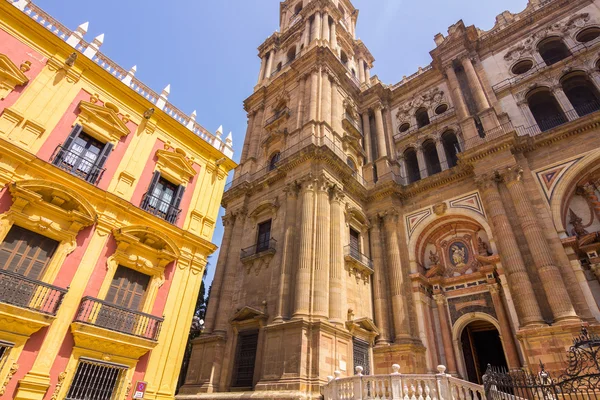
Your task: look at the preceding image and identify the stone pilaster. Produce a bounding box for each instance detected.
[303,18,311,48]
[240,113,254,164]
[501,166,578,323]
[313,12,322,41]
[362,111,372,163]
[248,106,264,164]
[293,178,316,319]
[309,69,319,122]
[475,174,545,327]
[313,176,331,320]
[331,78,341,133]
[329,186,346,325]
[434,294,458,375]
[275,182,300,322]
[330,19,337,52]
[321,71,332,127]
[488,284,521,370]
[371,215,391,344]
[552,86,577,120]
[296,75,307,129]
[383,210,411,341]
[322,12,330,43]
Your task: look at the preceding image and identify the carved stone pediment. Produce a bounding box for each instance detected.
[76,101,130,144]
[0,53,29,100]
[112,226,180,273]
[346,317,379,344]
[231,306,268,323]
[155,148,197,186]
[248,198,280,224]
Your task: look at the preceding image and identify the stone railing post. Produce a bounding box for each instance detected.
[333,370,341,400]
[435,365,450,400]
[354,366,364,400]
[391,364,402,400]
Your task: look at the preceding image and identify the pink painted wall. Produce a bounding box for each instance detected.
[0,185,12,213]
[176,163,202,229]
[0,27,46,111]
[97,119,138,191]
[130,139,164,207]
[4,327,50,398]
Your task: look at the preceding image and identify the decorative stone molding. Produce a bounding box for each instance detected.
[0,53,29,100]
[70,322,157,360]
[248,198,280,224]
[0,362,18,396]
[75,101,130,145]
[230,306,268,329]
[395,86,445,123]
[155,148,197,186]
[49,371,67,400]
[345,317,379,345]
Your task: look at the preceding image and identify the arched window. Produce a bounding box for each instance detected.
[415,108,430,128]
[347,157,357,176]
[287,47,296,64]
[537,37,571,66]
[293,2,303,15]
[526,88,566,132]
[268,152,280,171]
[422,140,441,176]
[404,148,420,184]
[561,72,600,117]
[442,131,460,168]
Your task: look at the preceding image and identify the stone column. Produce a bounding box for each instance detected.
[331,20,338,52]
[358,59,366,84]
[371,216,391,344]
[322,12,330,43]
[435,138,449,170]
[248,107,264,164]
[552,86,577,121]
[488,284,521,370]
[275,183,299,322]
[365,66,371,84]
[296,76,307,129]
[502,166,578,323]
[329,186,346,325]
[416,146,428,179]
[445,65,469,121]
[313,177,331,320]
[258,56,266,83]
[383,211,411,341]
[303,18,311,47]
[434,294,458,375]
[293,179,316,319]
[362,111,372,163]
[313,12,322,41]
[461,57,490,112]
[398,154,408,179]
[475,174,544,327]
[265,52,274,79]
[374,105,387,159]
[204,213,236,333]
[309,69,319,122]
[240,113,255,164]
[321,71,332,127]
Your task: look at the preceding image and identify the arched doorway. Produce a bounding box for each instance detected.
[459,319,508,384]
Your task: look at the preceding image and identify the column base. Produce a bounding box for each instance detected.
[375,157,390,177]
[14,371,51,400]
[372,342,427,375]
[479,108,500,133]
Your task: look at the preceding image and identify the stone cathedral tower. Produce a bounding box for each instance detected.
[181,0,600,398]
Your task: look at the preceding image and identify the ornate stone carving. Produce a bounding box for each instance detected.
[568,209,589,237]
[0,362,18,396]
[50,371,67,400]
[395,86,445,123]
[433,202,448,216]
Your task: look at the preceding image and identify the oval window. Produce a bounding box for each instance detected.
[576,27,600,43]
[511,60,534,75]
[399,123,410,133]
[435,104,448,115]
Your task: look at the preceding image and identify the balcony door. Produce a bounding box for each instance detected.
[0,225,58,280]
[256,220,272,253]
[350,228,360,257]
[232,330,259,388]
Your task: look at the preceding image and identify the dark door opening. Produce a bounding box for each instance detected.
[232,330,259,389]
[460,320,507,384]
[353,338,371,375]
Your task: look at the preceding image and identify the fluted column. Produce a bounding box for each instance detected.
[371,216,391,344]
[313,177,331,320]
[240,113,255,163]
[331,20,338,52]
[265,52,274,79]
[362,111,372,163]
[416,146,428,179]
[435,138,449,170]
[434,294,458,375]
[293,179,316,319]
[214,210,247,333]
[321,71,332,126]
[329,187,346,324]
[461,57,490,112]
[313,12,322,41]
[358,59,366,84]
[203,213,236,333]
[445,65,469,120]
[502,166,578,323]
[303,19,311,47]
[331,78,341,133]
[309,69,319,121]
[475,174,544,327]
[275,183,300,322]
[374,105,387,159]
[258,56,267,83]
[322,12,330,43]
[488,284,521,370]
[383,211,411,341]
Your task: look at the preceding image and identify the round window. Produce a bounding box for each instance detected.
[576,27,600,43]
[399,123,410,133]
[511,60,534,75]
[435,104,448,115]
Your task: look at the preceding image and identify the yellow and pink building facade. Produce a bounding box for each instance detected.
[0,0,235,399]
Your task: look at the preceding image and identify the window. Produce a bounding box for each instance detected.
[511,59,534,75]
[349,228,360,256]
[561,72,600,117]
[65,358,127,400]
[52,124,113,184]
[232,330,259,388]
[268,152,280,171]
[576,27,600,43]
[256,220,272,253]
[347,157,357,176]
[422,140,441,176]
[105,266,150,311]
[286,47,296,64]
[404,148,420,184]
[442,131,460,168]
[293,2,302,15]
[415,107,430,128]
[141,172,185,224]
[0,225,59,280]
[537,37,571,66]
[399,123,410,134]
[340,51,349,66]
[353,338,371,375]
[434,104,448,115]
[526,88,567,131]
[0,341,13,375]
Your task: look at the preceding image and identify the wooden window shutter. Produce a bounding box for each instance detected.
[105,266,150,311]
[63,124,84,150]
[142,171,162,209]
[88,142,113,183]
[0,226,59,280]
[167,185,185,223]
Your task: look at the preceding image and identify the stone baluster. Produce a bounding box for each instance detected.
[329,186,346,324]
[488,284,521,370]
[313,176,331,320]
[434,294,458,375]
[370,215,391,344]
[293,178,316,319]
[501,166,578,323]
[383,211,411,341]
[374,105,387,159]
[362,111,372,163]
[475,174,544,327]
[275,183,300,322]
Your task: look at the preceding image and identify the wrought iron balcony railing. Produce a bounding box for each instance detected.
[344,245,373,269]
[516,102,600,137]
[50,145,106,185]
[74,296,163,341]
[0,269,67,316]
[140,192,182,224]
[240,238,277,260]
[265,107,291,127]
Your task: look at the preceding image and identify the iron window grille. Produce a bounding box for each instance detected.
[65,358,128,400]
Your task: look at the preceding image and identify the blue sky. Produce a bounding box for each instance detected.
[34,0,528,286]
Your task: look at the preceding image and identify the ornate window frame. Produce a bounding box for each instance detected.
[155,147,197,186]
[0,180,96,284]
[0,53,29,100]
[96,225,180,315]
[75,101,130,145]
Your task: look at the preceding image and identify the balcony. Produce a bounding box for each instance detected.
[344,245,373,272]
[343,113,362,136]
[0,269,67,335]
[265,107,291,129]
[140,192,181,224]
[393,107,455,142]
[71,296,162,359]
[240,238,277,261]
[516,102,600,136]
[50,145,106,185]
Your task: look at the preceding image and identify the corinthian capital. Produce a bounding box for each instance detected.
[434,294,447,305]
[474,173,498,192]
[329,184,345,203]
[284,181,301,198]
[499,165,524,185]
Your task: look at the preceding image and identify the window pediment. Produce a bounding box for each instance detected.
[76,101,130,144]
[155,149,197,186]
[248,198,280,224]
[231,306,268,324]
[345,317,379,343]
[0,53,29,100]
[112,226,180,274]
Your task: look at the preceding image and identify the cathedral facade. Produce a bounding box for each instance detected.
[181,0,600,398]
